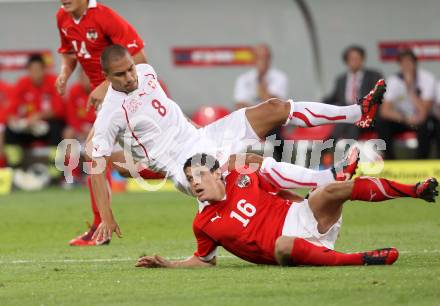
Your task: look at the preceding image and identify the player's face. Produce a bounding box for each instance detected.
[28,62,46,86]
[346,51,364,73]
[105,54,138,94]
[399,56,417,75]
[255,44,271,75]
[185,166,226,202]
[60,0,87,14]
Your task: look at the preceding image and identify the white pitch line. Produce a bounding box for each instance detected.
[0,251,439,265]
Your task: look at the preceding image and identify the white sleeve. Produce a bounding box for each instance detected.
[436,82,440,105]
[92,110,124,158]
[420,72,436,101]
[136,63,157,77]
[383,76,403,103]
[268,71,288,99]
[234,74,252,103]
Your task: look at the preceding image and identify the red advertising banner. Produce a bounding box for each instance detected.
[173,46,255,67]
[379,40,440,61]
[0,50,54,71]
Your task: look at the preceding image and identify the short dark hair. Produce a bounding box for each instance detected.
[397,48,417,63]
[183,153,220,173]
[26,53,45,68]
[100,44,130,73]
[342,45,366,63]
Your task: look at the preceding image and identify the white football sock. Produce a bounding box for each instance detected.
[259,157,335,189]
[284,100,362,127]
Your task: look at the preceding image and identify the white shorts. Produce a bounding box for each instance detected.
[282,199,342,250]
[172,108,262,194]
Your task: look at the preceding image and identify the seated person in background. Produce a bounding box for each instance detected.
[136,152,438,269]
[234,44,288,161]
[324,45,383,140]
[0,79,12,167]
[377,49,435,160]
[6,54,65,150]
[63,70,95,143]
[433,81,440,158]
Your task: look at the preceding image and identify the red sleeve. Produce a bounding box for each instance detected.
[192,221,217,261]
[257,171,280,193]
[0,83,12,124]
[7,80,23,117]
[56,10,73,54]
[100,6,144,56]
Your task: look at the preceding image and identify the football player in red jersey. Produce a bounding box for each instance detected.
[135,153,438,268]
[0,79,12,167]
[55,0,148,246]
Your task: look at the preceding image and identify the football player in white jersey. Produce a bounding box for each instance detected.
[90,45,386,241]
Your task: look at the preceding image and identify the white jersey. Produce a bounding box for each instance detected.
[92,64,198,176]
[93,63,261,194]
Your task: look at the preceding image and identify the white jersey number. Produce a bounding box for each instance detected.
[72,40,91,59]
[230,199,256,227]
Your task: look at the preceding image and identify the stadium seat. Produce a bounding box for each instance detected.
[191,106,230,127]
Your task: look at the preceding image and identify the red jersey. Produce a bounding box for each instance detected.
[193,169,292,265]
[0,81,12,124]
[65,83,96,133]
[56,1,144,88]
[8,74,64,119]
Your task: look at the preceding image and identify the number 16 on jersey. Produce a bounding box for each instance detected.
[230,199,256,227]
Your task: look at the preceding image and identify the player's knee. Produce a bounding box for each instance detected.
[323,183,345,200]
[274,236,295,266]
[266,98,290,121]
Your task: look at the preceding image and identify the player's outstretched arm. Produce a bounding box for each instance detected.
[56,53,77,96]
[136,255,216,269]
[90,156,122,242]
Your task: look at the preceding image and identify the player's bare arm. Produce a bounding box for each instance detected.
[90,156,122,242]
[56,52,77,95]
[136,255,215,269]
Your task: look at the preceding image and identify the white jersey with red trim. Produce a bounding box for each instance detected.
[92,64,198,176]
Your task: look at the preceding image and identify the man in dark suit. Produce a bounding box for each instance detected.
[324,45,383,140]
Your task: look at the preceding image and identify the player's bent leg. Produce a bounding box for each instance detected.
[245,98,291,139]
[307,181,353,234]
[274,236,399,266]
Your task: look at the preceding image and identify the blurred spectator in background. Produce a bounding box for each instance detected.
[433,81,440,158]
[234,43,288,160]
[5,54,65,150]
[324,45,383,140]
[378,49,435,159]
[63,70,95,143]
[0,79,12,167]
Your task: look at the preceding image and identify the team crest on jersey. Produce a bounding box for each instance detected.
[125,98,142,113]
[236,175,251,188]
[86,28,98,42]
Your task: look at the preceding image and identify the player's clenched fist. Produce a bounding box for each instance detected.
[55,73,68,96]
[92,220,122,242]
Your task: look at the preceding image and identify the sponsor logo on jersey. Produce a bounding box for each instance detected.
[86,28,98,42]
[236,175,251,188]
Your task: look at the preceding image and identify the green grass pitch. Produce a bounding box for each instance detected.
[0,188,439,306]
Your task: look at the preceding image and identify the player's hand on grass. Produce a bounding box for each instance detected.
[135,255,171,268]
[55,73,68,96]
[92,220,122,242]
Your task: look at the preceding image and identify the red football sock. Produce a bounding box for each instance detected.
[290,238,363,266]
[351,177,417,202]
[87,176,101,228]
